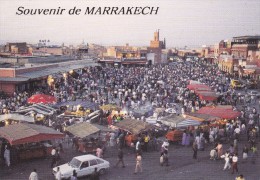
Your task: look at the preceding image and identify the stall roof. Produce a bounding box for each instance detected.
[159,115,186,128]
[0,123,64,145]
[66,122,100,138]
[0,114,34,123]
[197,106,241,119]
[187,84,211,91]
[196,91,219,101]
[0,77,29,82]
[115,118,153,135]
[176,119,202,128]
[185,113,219,122]
[15,104,56,115]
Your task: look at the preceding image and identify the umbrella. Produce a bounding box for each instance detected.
[27,94,57,104]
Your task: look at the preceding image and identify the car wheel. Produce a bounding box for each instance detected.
[99,168,106,175]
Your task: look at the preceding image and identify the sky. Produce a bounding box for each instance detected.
[0,0,260,48]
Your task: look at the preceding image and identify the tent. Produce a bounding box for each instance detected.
[16,104,56,115]
[197,91,219,101]
[176,119,202,128]
[159,115,186,128]
[187,84,218,101]
[0,123,64,145]
[185,113,219,122]
[114,118,153,135]
[0,114,34,123]
[187,84,211,91]
[65,122,100,138]
[197,106,241,119]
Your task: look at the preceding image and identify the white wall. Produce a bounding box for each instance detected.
[147,53,155,64]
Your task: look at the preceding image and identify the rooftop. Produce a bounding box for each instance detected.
[233,36,260,40]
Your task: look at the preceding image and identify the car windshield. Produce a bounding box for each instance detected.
[69,158,81,168]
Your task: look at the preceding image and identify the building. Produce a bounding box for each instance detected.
[177,49,200,58]
[148,30,166,64]
[231,36,260,59]
[4,42,29,55]
[214,40,232,57]
[32,46,64,56]
[0,60,98,95]
[217,55,236,73]
[150,29,166,49]
[77,41,89,59]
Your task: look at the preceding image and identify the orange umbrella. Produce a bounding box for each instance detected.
[27,94,57,104]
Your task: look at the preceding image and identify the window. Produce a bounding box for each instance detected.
[89,159,98,166]
[80,161,89,169]
[96,159,104,164]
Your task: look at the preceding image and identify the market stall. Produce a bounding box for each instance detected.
[187,84,211,91]
[54,99,99,111]
[0,123,64,162]
[161,114,202,143]
[16,104,57,115]
[112,118,154,146]
[197,105,241,119]
[65,122,102,153]
[159,115,186,128]
[196,91,219,101]
[176,119,202,128]
[184,113,220,122]
[100,104,120,111]
[0,114,35,125]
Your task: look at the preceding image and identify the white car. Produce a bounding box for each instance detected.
[53,154,110,179]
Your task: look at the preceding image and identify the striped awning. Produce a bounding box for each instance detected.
[176,119,202,128]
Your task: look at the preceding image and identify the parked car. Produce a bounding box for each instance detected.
[247,90,260,98]
[53,155,110,179]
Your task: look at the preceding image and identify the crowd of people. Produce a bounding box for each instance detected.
[0,59,259,180]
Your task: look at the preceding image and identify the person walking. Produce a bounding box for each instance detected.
[115,148,125,168]
[251,145,258,164]
[134,153,142,174]
[96,146,103,158]
[144,133,150,152]
[29,169,38,180]
[50,147,56,168]
[242,145,249,162]
[192,141,198,159]
[221,151,231,170]
[4,145,10,167]
[231,153,238,174]
[216,142,223,159]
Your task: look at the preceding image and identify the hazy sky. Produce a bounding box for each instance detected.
[0,0,260,48]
